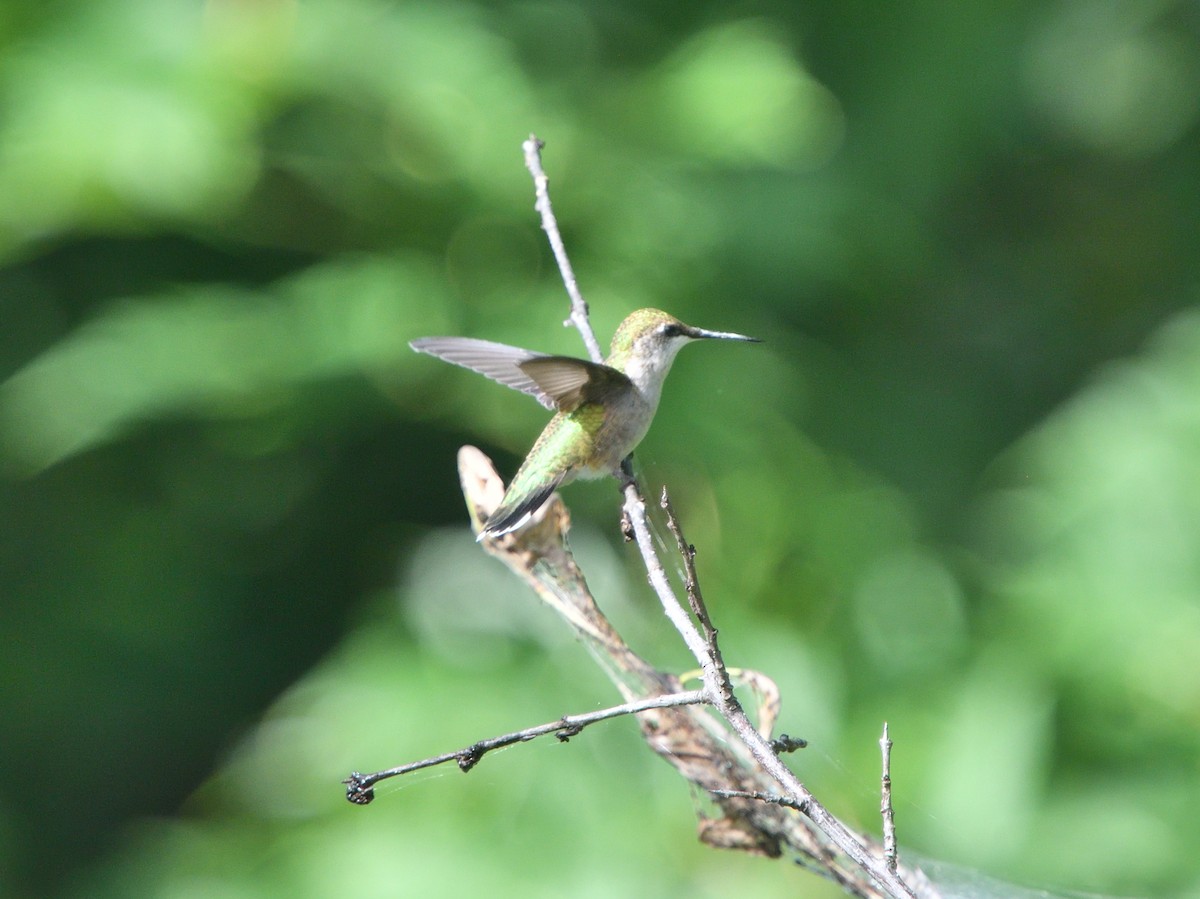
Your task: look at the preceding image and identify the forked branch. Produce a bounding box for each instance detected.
[346,135,934,899]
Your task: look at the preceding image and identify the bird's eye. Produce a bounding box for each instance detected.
[660,323,682,338]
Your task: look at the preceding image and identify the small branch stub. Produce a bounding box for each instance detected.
[880,722,898,875]
[343,772,374,805]
[771,733,808,754]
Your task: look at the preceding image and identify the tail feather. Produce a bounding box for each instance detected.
[479,475,564,539]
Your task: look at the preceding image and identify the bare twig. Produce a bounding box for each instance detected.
[710,787,809,813]
[619,479,714,672]
[621,478,918,899]
[881,722,898,875]
[522,134,604,363]
[661,487,733,699]
[344,690,706,804]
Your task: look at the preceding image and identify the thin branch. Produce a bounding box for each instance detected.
[343,690,706,804]
[619,479,713,668]
[661,486,733,701]
[622,477,918,899]
[881,722,898,875]
[710,787,810,814]
[522,134,604,363]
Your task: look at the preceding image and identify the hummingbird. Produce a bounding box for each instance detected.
[411,308,760,538]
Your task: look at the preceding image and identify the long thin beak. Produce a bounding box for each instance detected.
[684,325,762,343]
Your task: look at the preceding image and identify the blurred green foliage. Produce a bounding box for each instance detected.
[2,1,1199,897]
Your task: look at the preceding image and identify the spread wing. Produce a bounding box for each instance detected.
[411,338,632,413]
[410,337,558,410]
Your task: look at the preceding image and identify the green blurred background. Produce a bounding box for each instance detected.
[2,1,1199,896]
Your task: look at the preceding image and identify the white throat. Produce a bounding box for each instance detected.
[620,338,691,404]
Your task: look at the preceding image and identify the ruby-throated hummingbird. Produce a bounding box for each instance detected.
[411,308,759,538]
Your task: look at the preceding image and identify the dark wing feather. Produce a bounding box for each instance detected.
[518,356,632,413]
